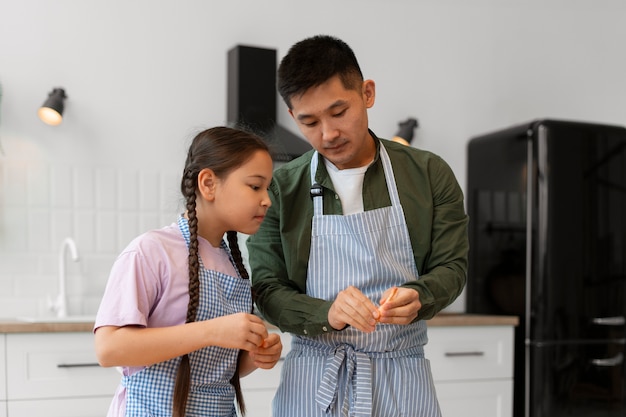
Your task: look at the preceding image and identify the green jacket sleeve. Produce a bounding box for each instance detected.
[397,152,469,320]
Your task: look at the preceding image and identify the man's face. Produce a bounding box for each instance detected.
[288,75,376,170]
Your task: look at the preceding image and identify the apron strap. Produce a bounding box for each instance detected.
[309,142,401,217]
[316,344,373,417]
[300,336,424,417]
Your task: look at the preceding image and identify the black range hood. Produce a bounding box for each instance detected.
[227,45,311,162]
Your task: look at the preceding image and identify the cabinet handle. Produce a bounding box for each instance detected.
[592,316,626,326]
[591,353,623,367]
[57,363,101,368]
[444,351,485,357]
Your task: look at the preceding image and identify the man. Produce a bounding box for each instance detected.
[246,35,469,417]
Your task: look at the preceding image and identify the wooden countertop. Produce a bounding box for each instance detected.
[0,320,95,333]
[0,313,518,334]
[427,313,518,327]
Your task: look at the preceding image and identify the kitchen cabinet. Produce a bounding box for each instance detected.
[1,334,6,417]
[0,316,515,417]
[4,332,120,417]
[426,325,515,417]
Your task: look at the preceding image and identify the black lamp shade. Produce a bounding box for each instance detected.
[38,88,67,126]
[391,118,419,146]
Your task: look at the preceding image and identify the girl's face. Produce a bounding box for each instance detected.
[198,150,273,246]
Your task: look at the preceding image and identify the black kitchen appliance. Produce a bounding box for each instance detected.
[227,44,311,162]
[466,119,626,417]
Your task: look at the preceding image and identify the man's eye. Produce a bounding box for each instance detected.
[333,109,347,118]
[303,121,317,127]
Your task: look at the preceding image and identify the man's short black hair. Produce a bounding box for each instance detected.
[277,35,364,109]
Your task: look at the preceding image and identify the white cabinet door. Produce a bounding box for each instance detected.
[435,380,513,417]
[0,402,6,417]
[426,325,514,381]
[0,335,6,402]
[8,397,112,417]
[6,332,120,400]
[426,325,515,417]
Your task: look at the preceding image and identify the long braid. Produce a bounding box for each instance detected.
[171,127,270,417]
[172,168,201,417]
[226,231,249,280]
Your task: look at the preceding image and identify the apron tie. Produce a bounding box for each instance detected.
[316,344,373,417]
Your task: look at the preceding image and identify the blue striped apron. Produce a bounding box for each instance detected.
[273,145,441,417]
[122,216,251,417]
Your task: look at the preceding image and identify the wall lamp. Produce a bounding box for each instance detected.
[38,88,67,126]
[391,118,419,146]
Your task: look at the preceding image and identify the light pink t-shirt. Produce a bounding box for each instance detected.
[94,221,239,417]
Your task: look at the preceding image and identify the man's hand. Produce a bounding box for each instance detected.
[328,286,380,333]
[377,287,421,325]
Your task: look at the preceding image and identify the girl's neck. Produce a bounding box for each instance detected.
[184,211,223,248]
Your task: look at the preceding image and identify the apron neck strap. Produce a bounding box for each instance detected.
[309,142,401,212]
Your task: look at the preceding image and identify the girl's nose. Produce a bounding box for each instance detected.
[262,190,272,208]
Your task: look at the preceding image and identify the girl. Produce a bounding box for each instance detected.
[94,126,281,417]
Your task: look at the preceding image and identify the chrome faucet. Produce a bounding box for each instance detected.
[49,237,80,317]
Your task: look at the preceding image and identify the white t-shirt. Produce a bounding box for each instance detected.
[324,158,371,215]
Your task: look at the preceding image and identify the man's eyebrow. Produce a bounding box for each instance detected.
[296,100,348,121]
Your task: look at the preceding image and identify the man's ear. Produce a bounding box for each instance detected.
[197,168,217,201]
[362,79,376,108]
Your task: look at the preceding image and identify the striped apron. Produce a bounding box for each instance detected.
[273,145,441,417]
[122,216,250,417]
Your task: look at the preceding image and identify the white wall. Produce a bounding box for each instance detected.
[1,0,625,317]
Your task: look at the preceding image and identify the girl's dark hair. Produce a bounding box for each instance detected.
[173,126,270,417]
[277,34,364,109]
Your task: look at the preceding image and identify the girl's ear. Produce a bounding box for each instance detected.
[197,168,217,201]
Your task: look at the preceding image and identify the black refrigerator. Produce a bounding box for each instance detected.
[465,119,626,417]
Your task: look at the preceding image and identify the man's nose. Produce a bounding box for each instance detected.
[321,120,340,142]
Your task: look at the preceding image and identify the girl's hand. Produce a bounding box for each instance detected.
[248,332,283,369]
[210,312,269,351]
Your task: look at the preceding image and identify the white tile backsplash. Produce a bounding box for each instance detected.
[51,165,73,208]
[2,207,28,251]
[28,208,52,251]
[139,171,160,211]
[51,209,74,247]
[118,170,139,211]
[95,168,117,210]
[74,210,96,253]
[74,166,95,209]
[0,159,179,319]
[96,211,118,253]
[26,162,50,207]
[4,160,28,207]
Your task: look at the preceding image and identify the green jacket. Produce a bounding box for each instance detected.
[247,134,469,337]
